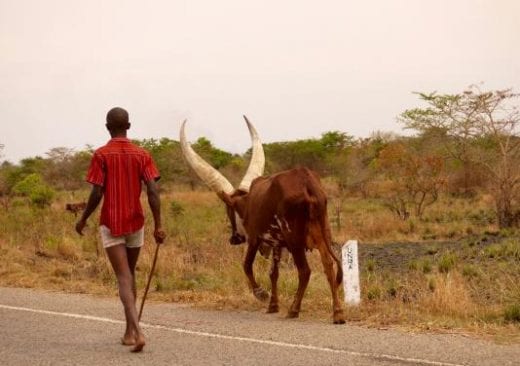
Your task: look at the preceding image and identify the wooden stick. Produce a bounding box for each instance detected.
[138,244,160,322]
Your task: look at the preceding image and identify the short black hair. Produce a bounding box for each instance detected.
[106,107,129,131]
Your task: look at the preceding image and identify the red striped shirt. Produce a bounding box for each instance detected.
[86,137,160,237]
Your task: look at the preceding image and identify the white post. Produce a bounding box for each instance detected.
[342,240,361,306]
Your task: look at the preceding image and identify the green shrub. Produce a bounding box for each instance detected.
[169,200,185,217]
[426,247,438,255]
[421,259,432,274]
[484,240,520,260]
[13,173,42,196]
[462,265,479,278]
[499,228,517,237]
[408,260,419,271]
[438,252,457,273]
[13,173,54,207]
[386,279,399,297]
[365,259,376,272]
[503,239,520,260]
[504,304,520,323]
[428,278,436,292]
[366,286,382,300]
[468,209,495,225]
[30,185,55,207]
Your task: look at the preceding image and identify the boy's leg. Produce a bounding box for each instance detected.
[105,244,145,352]
[120,246,141,344]
[127,247,141,302]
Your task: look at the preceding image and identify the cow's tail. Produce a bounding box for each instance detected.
[320,214,343,286]
[306,188,343,286]
[329,244,343,286]
[319,213,342,286]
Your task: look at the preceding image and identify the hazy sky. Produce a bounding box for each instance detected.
[1,0,519,163]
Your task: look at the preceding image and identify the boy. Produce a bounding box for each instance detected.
[76,107,165,352]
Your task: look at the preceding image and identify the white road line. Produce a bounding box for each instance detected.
[0,304,465,366]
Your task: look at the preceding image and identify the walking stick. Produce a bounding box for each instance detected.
[138,244,160,322]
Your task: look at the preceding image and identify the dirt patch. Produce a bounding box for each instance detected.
[350,233,509,273]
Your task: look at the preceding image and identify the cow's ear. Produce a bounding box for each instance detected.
[217,191,234,207]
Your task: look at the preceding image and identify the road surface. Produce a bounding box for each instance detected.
[0,287,519,365]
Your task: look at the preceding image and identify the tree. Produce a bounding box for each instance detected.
[134,138,188,185]
[44,147,90,191]
[192,137,233,169]
[0,162,12,210]
[374,142,446,220]
[401,86,520,228]
[321,131,355,177]
[337,135,389,198]
[401,92,479,194]
[263,131,354,175]
[13,173,55,208]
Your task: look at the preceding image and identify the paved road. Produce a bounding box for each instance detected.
[0,287,519,365]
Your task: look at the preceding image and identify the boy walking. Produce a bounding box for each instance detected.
[76,107,165,352]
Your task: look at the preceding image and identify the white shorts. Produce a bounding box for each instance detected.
[99,225,144,249]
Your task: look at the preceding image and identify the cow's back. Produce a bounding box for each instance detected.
[243,167,330,247]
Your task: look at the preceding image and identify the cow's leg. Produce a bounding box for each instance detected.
[243,242,269,301]
[287,247,311,318]
[318,245,346,324]
[267,246,281,313]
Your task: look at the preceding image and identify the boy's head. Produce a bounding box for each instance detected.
[106,107,130,134]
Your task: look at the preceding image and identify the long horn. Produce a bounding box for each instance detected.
[238,115,265,192]
[180,120,235,195]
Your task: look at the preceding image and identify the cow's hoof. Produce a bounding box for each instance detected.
[333,310,346,324]
[253,287,269,302]
[286,311,299,319]
[266,304,279,313]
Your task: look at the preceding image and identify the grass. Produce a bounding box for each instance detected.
[1,186,520,342]
[438,252,457,273]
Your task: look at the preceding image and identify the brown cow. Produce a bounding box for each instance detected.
[180,117,345,324]
[65,202,87,216]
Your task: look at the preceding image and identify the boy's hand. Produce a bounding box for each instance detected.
[154,228,166,244]
[75,219,87,236]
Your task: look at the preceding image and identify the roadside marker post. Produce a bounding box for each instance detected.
[342,240,361,306]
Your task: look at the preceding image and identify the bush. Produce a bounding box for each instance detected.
[484,240,520,260]
[504,304,520,323]
[366,286,382,300]
[408,260,419,271]
[421,259,433,274]
[484,244,501,258]
[13,173,54,207]
[438,252,457,273]
[365,259,376,272]
[386,279,399,297]
[30,185,55,208]
[428,277,436,292]
[169,200,185,217]
[462,265,479,278]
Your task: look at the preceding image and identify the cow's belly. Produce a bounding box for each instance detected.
[258,215,289,257]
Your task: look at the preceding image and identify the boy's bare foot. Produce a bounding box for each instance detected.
[131,333,145,353]
[121,336,135,346]
[121,329,136,345]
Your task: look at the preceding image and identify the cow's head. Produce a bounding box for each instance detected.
[180,116,265,245]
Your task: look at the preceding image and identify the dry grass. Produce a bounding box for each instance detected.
[1,186,520,343]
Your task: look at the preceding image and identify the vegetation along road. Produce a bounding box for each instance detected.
[1,287,519,366]
[2,85,520,363]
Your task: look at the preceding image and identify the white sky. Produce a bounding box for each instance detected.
[1,0,519,163]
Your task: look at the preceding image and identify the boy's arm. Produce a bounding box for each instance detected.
[145,179,165,244]
[75,185,103,235]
